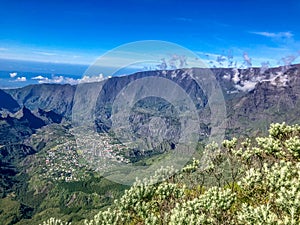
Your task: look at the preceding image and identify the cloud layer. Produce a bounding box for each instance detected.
[31,74,106,85]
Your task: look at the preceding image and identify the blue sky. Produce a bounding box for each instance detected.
[0,0,300,68]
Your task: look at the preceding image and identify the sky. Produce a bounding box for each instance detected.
[1,0,300,87]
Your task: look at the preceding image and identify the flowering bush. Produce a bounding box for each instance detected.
[41,217,71,225]
[44,123,300,224]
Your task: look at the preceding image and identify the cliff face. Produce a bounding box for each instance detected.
[223,65,300,136]
[1,64,300,138]
[4,83,75,117]
[0,89,20,113]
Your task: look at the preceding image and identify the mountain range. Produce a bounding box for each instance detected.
[0,64,299,224]
[2,64,300,136]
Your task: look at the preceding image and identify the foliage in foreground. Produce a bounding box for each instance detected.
[43,123,300,225]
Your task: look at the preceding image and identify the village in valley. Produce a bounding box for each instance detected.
[36,126,130,182]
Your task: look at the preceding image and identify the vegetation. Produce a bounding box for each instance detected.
[0,124,128,225]
[43,122,300,224]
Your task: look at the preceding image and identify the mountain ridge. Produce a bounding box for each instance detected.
[1,64,300,138]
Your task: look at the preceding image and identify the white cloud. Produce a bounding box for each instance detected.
[64,77,79,85]
[261,71,289,87]
[250,31,293,39]
[35,74,106,85]
[232,68,240,84]
[52,76,64,83]
[9,72,17,78]
[37,78,49,83]
[280,55,298,67]
[15,77,27,82]
[32,75,46,80]
[78,74,105,83]
[38,76,63,84]
[243,52,252,67]
[235,80,257,92]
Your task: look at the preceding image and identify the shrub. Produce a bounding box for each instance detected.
[45,123,300,224]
